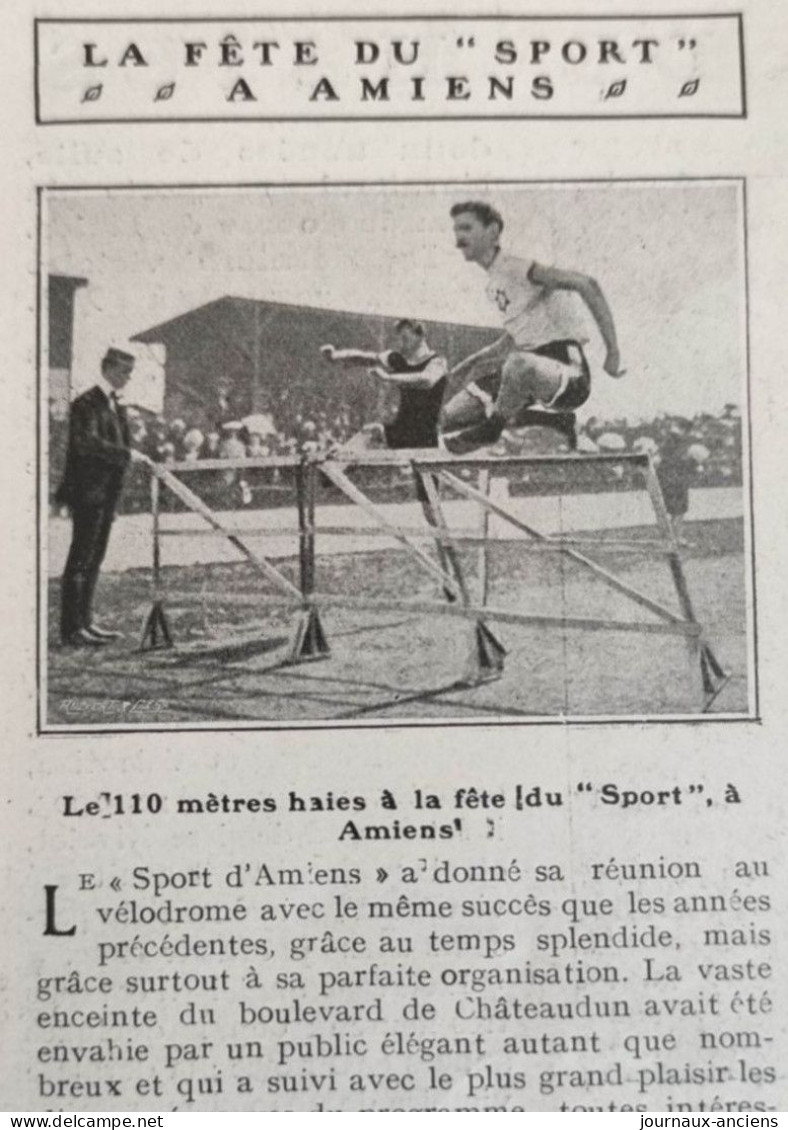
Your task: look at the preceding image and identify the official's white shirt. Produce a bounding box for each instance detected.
[485,253,587,349]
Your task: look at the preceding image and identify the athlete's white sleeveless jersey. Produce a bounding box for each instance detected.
[485,253,587,349]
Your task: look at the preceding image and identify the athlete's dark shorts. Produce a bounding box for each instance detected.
[470,339,591,413]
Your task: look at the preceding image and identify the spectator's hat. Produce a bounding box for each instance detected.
[184,428,204,449]
[221,420,244,432]
[104,345,135,365]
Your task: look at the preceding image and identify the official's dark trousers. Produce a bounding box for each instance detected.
[60,499,118,640]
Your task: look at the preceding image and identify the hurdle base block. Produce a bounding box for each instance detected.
[458,619,507,686]
[700,642,731,712]
[284,605,331,666]
[139,600,174,651]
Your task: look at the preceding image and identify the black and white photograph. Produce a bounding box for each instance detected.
[7,0,788,1117]
[40,180,754,729]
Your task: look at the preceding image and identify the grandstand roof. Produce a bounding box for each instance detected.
[132,294,493,350]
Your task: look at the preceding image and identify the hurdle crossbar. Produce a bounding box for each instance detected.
[156,524,672,553]
[165,456,303,472]
[333,449,650,469]
[161,449,648,472]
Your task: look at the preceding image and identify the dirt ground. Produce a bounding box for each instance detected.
[45,518,751,728]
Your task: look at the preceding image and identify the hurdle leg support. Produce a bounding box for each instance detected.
[284,605,331,666]
[416,467,507,686]
[641,457,730,710]
[699,642,732,712]
[458,619,507,687]
[284,460,331,667]
[139,600,174,651]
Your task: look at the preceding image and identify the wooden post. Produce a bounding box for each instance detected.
[151,470,161,600]
[641,455,728,706]
[286,457,329,664]
[139,465,173,650]
[305,457,317,598]
[417,469,471,604]
[477,468,491,607]
[419,465,505,684]
[296,461,310,604]
[642,457,698,622]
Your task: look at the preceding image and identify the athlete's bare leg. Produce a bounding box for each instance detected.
[440,387,488,432]
[441,348,581,452]
[493,350,569,419]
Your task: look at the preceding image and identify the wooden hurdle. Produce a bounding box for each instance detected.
[138,449,730,711]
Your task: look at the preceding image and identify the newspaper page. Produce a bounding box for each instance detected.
[1,0,787,1117]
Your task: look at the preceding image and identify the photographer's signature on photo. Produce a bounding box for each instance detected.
[58,697,167,717]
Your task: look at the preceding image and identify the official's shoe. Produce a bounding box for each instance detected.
[62,628,109,648]
[86,623,123,640]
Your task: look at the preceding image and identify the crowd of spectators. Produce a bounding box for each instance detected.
[506,405,744,501]
[125,397,362,464]
[581,406,742,482]
[49,394,744,515]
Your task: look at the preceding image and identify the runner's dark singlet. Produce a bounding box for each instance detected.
[383,352,447,449]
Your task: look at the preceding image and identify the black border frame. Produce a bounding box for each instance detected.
[33,13,746,125]
[36,176,759,735]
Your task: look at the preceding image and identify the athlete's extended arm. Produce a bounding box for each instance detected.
[530,263,625,378]
[321,344,381,366]
[445,334,512,387]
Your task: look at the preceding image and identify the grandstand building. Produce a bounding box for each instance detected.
[131,296,496,433]
[48,274,87,418]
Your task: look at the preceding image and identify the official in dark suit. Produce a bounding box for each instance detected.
[56,347,135,647]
